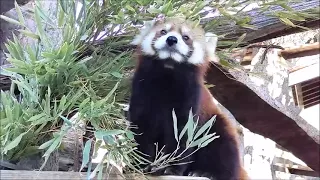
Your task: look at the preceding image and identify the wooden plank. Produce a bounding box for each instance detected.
[294,84,304,107]
[288,63,320,86]
[0,170,210,180]
[304,99,320,108]
[279,42,320,60]
[288,167,320,177]
[201,0,320,48]
[301,77,320,88]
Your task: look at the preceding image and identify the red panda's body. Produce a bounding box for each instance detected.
[128,18,249,180]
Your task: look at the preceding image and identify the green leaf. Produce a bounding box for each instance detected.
[94,130,125,139]
[59,115,72,126]
[200,135,220,148]
[27,113,47,122]
[3,132,27,153]
[59,0,68,14]
[58,95,67,111]
[14,0,26,26]
[110,72,123,78]
[7,58,27,68]
[38,138,55,149]
[96,82,119,107]
[0,15,21,26]
[0,67,23,80]
[125,5,136,12]
[35,7,49,47]
[193,115,216,140]
[228,33,246,52]
[12,80,38,102]
[187,109,194,144]
[40,136,62,170]
[58,4,65,27]
[18,30,40,40]
[279,17,296,27]
[189,133,217,148]
[79,98,90,110]
[80,138,92,171]
[26,46,37,63]
[172,109,178,142]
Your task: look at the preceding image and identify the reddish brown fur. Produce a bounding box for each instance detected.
[199,84,249,179]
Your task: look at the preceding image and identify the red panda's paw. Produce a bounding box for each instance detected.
[142,164,186,176]
[188,171,215,180]
[163,166,185,176]
[142,164,166,176]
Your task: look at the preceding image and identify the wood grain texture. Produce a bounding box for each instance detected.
[0,170,210,180]
[202,0,320,47]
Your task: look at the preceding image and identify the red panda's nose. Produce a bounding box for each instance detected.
[166,36,178,46]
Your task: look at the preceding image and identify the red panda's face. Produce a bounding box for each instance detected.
[131,18,218,66]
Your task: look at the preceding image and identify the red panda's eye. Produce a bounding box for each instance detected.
[160,30,167,35]
[182,35,189,41]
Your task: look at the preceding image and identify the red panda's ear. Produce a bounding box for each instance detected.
[131,20,156,45]
[205,32,220,63]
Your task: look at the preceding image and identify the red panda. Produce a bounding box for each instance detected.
[128,17,249,180]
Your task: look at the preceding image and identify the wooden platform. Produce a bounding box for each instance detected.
[0,170,210,180]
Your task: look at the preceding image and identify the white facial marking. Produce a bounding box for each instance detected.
[154,31,189,55]
[171,52,183,62]
[158,50,170,59]
[188,42,205,64]
[141,31,156,55]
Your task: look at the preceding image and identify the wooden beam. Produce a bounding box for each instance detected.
[279,42,320,59]
[201,0,320,48]
[0,170,210,180]
[288,63,320,86]
[288,167,320,177]
[205,63,320,173]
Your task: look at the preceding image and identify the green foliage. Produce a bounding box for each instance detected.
[144,109,218,173]
[0,0,318,178]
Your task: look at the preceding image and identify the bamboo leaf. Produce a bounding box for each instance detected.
[172,109,178,142]
[59,115,73,126]
[187,109,194,144]
[18,30,40,40]
[94,130,125,139]
[0,15,21,26]
[58,95,67,111]
[228,33,246,52]
[110,72,123,78]
[40,136,62,170]
[59,0,69,14]
[3,132,27,153]
[27,113,47,122]
[14,0,26,26]
[200,135,220,148]
[193,115,216,141]
[35,7,49,47]
[279,17,296,27]
[80,138,92,171]
[38,138,55,149]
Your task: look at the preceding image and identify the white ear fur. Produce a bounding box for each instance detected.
[205,32,220,63]
[131,20,156,45]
